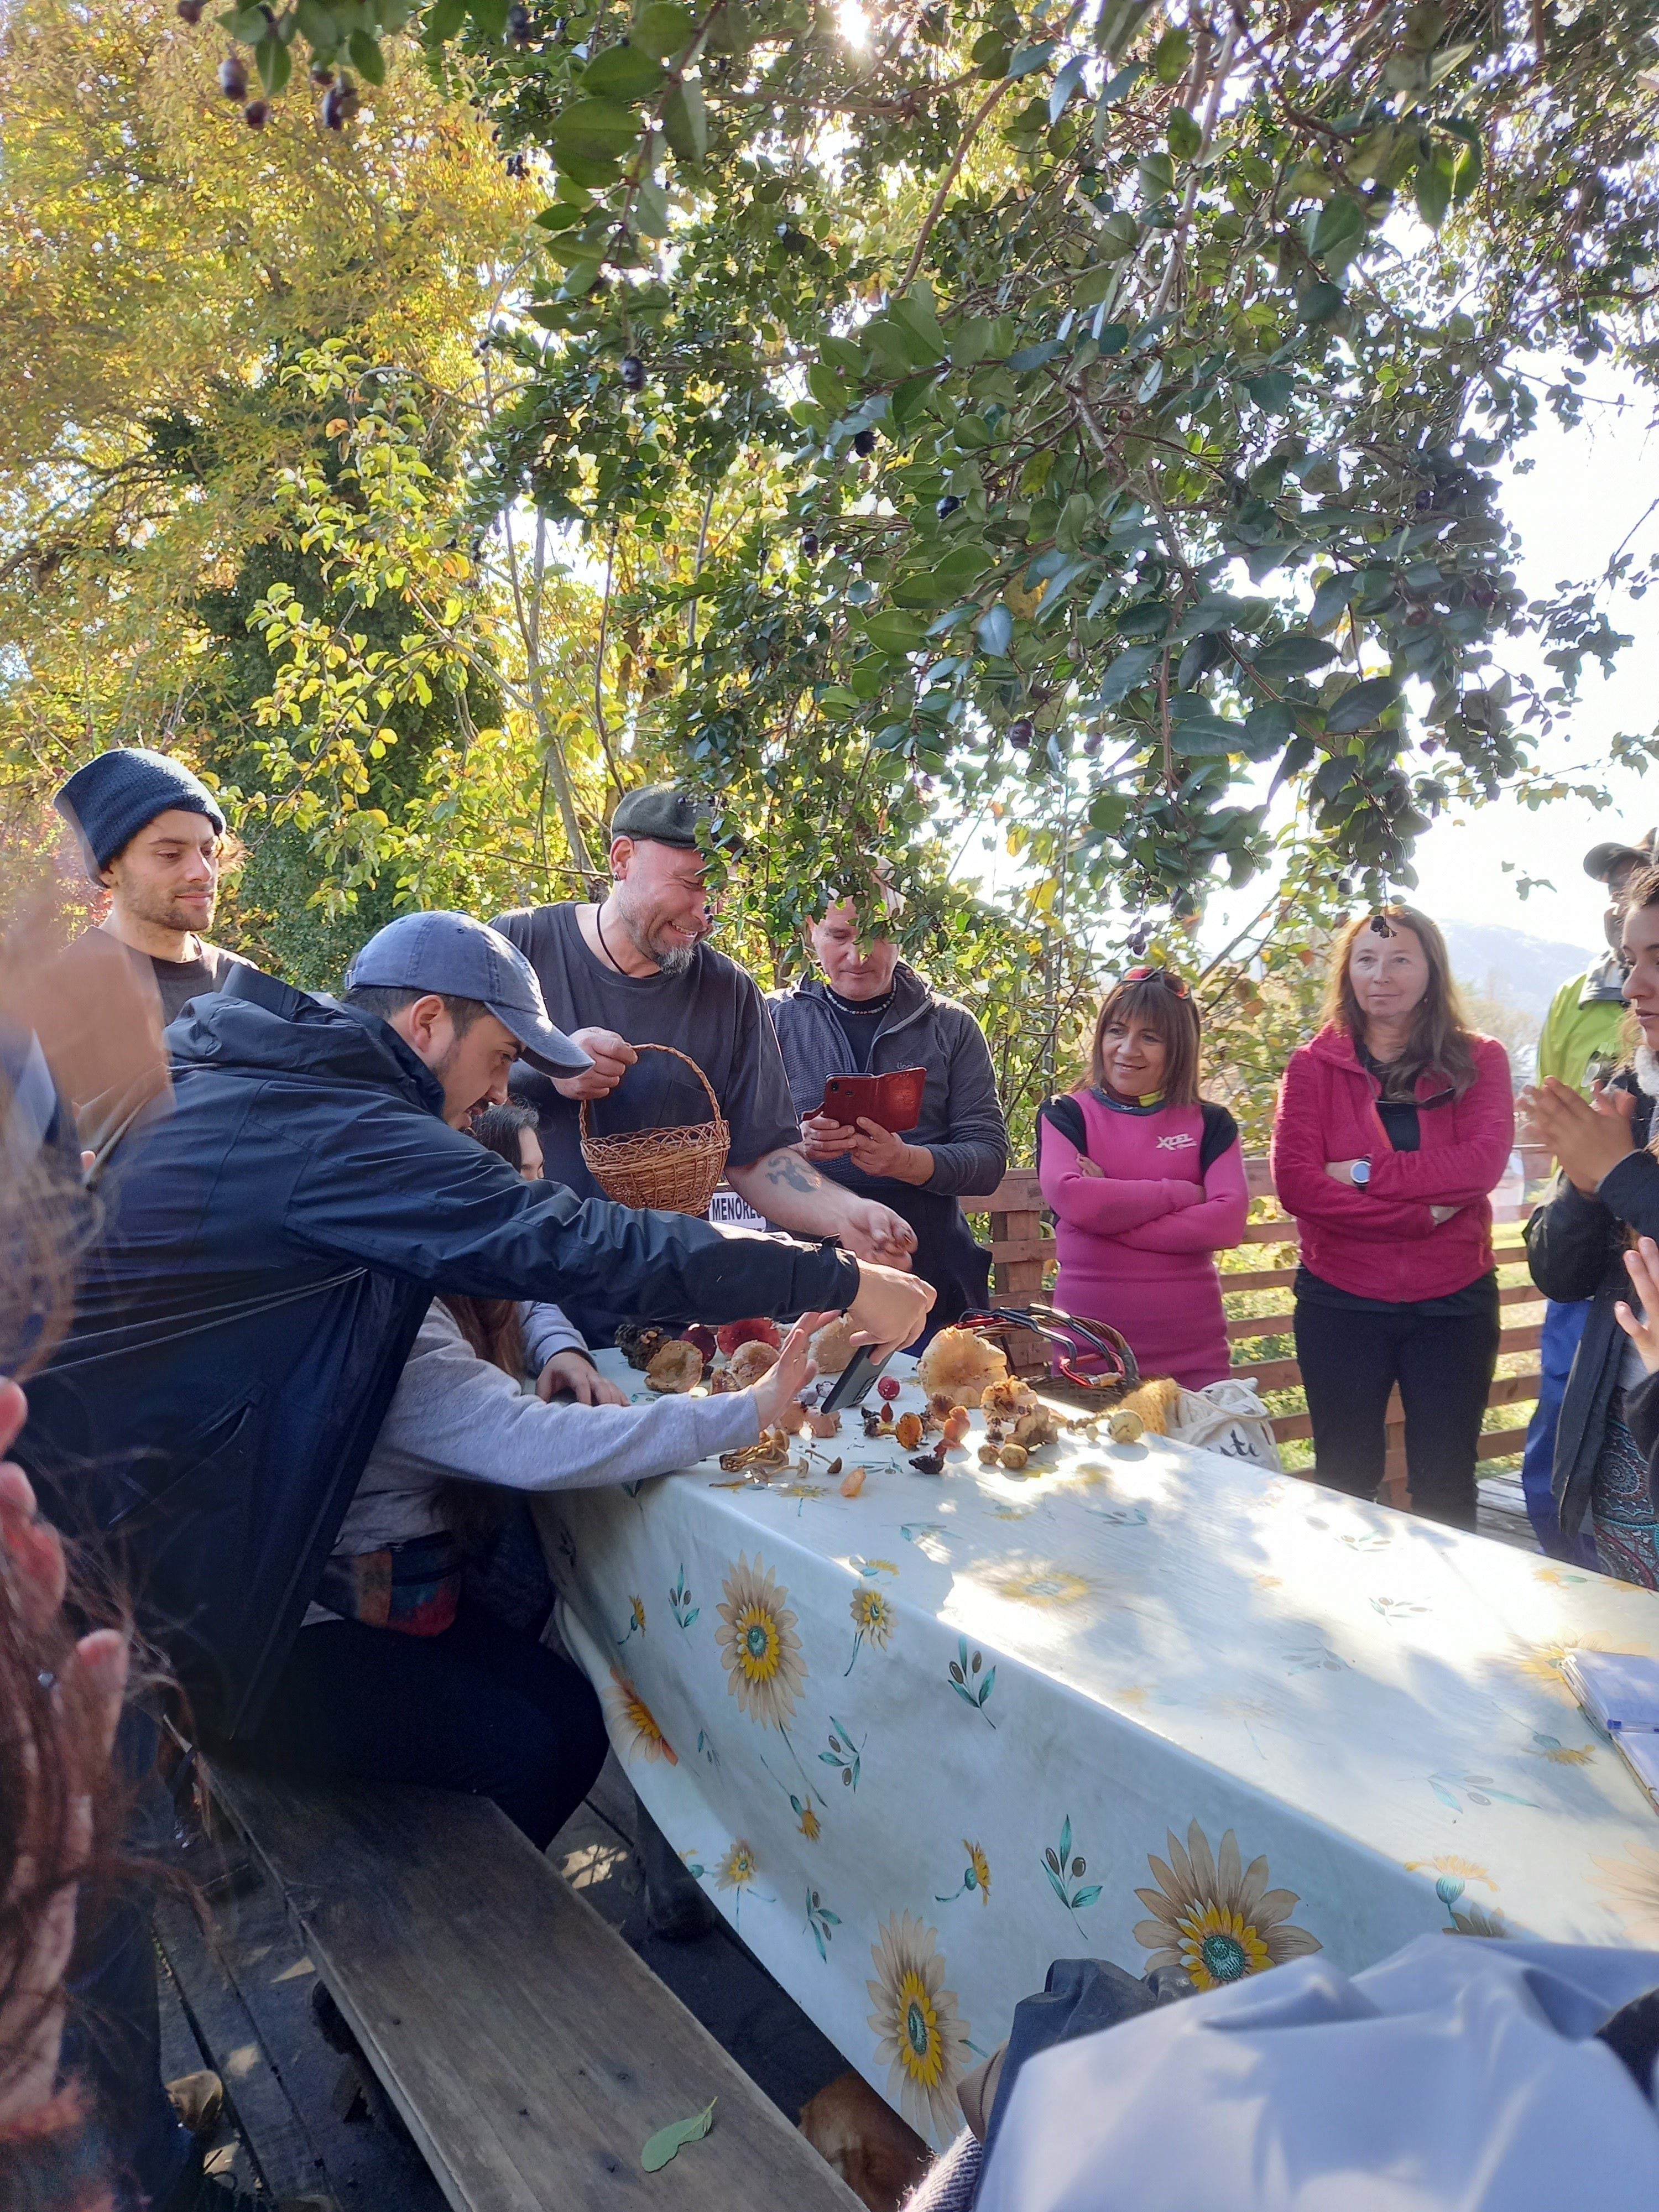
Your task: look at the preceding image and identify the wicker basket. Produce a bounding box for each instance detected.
[579,1043,731,1215]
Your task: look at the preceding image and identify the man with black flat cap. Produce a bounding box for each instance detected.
[1518,827,1655,1560]
[495,786,917,1337]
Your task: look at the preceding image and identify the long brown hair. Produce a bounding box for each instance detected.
[1323,904,1477,1099]
[442,1104,535,1379]
[1087,974,1202,1106]
[436,1106,535,1552]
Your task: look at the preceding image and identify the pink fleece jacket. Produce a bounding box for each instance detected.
[1039,1091,1248,1387]
[1270,1025,1514,1303]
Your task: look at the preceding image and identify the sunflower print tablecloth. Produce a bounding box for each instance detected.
[536,1354,1659,2148]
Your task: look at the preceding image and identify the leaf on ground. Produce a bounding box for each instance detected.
[642,2097,717,2172]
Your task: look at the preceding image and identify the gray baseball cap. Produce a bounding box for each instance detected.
[346,912,592,1078]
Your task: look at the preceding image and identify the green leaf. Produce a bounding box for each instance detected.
[1308,572,1362,629]
[295,0,340,48]
[632,0,694,59]
[1297,280,1344,324]
[1244,701,1299,751]
[1323,675,1401,734]
[1151,27,1191,82]
[1242,369,1293,411]
[1416,147,1453,230]
[346,25,385,79]
[553,98,645,161]
[425,0,468,33]
[890,289,949,362]
[1252,635,1335,679]
[1136,152,1176,199]
[1049,53,1088,124]
[864,610,927,654]
[977,604,1013,656]
[470,0,510,35]
[1166,107,1201,160]
[552,149,623,188]
[641,2099,716,2173]
[1006,338,1065,373]
[1088,790,1129,833]
[1006,39,1057,78]
[1097,642,1159,705]
[585,44,666,98]
[1311,193,1366,265]
[633,179,671,238]
[662,75,708,165]
[257,31,293,90]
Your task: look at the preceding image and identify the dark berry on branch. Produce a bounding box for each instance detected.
[800,531,819,559]
[853,429,877,457]
[507,3,534,41]
[936,494,961,518]
[218,53,248,99]
[620,354,646,392]
[1337,875,1353,895]
[1009,718,1035,748]
[244,98,269,127]
[310,62,334,85]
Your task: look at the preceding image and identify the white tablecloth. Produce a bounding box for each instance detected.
[537,1355,1659,2147]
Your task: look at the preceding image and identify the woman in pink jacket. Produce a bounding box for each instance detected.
[1038,967,1248,1387]
[1271,906,1515,1529]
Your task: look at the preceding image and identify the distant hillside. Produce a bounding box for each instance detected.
[1442,919,1600,1021]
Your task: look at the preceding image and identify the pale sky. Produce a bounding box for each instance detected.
[1405,362,1659,951]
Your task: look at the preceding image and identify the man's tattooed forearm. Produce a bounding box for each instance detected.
[759,1149,823,1194]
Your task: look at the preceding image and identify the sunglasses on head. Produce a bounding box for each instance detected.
[1124,964,1192,999]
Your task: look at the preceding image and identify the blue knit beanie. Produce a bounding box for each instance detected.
[53,747,226,879]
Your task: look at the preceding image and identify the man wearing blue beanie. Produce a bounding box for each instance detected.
[54,745,253,1025]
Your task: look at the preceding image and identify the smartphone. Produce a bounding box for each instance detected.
[819,1066,927,1131]
[821,1346,894,1413]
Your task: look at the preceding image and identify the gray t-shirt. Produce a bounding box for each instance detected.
[492,902,800,1201]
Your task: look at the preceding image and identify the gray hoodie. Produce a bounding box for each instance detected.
[766,964,1009,1201]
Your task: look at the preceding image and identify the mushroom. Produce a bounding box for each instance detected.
[727,1339,781,1388]
[645,1340,703,1393]
[917,1326,1009,1409]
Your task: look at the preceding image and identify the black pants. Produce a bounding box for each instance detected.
[1295,1283,1500,1530]
[236,1601,610,1849]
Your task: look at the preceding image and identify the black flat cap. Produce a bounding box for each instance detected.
[609,785,712,852]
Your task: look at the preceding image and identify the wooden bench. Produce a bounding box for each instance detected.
[203,1761,860,2212]
[977,1149,1552,1507]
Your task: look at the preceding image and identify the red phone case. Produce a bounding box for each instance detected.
[820,1066,927,1132]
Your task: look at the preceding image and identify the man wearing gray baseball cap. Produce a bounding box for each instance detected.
[19,907,931,2212]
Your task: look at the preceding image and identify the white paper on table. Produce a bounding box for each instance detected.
[1562,1648,1659,1734]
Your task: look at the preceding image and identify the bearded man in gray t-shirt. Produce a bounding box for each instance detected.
[494,788,916,1332]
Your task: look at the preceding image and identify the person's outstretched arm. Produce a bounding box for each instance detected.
[372,1306,830,1493]
[286,1108,929,1353]
[1109,1134,1250,1253]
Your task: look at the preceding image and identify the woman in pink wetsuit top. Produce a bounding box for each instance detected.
[1037,968,1248,1388]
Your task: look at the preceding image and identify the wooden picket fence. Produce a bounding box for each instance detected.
[979,1148,1552,1507]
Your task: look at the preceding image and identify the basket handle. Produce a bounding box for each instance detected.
[578,1042,724,1140]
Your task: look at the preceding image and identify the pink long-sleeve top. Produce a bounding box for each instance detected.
[1037,1089,1249,1389]
[1270,1025,1514,1303]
